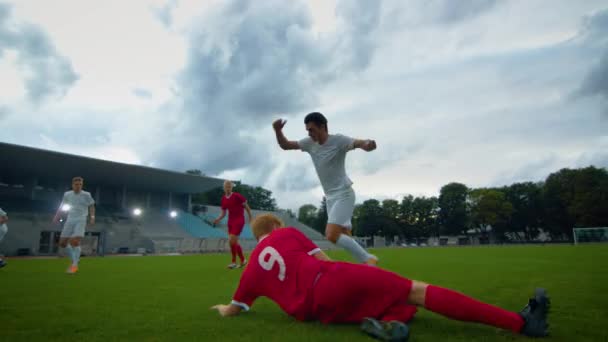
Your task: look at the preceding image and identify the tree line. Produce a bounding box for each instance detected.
[297,166,608,242]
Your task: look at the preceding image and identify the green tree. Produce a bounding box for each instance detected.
[411,196,439,239]
[502,182,543,240]
[469,188,513,240]
[353,199,383,237]
[543,166,608,239]
[543,169,575,239]
[235,184,278,211]
[568,166,608,228]
[297,204,317,228]
[380,199,400,238]
[438,182,469,235]
[311,197,328,234]
[194,182,278,211]
[398,195,416,240]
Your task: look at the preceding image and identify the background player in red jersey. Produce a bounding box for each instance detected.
[213,180,253,269]
[211,214,550,341]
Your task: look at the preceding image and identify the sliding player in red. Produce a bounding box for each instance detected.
[211,214,550,341]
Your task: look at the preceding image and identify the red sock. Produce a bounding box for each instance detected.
[424,285,524,333]
[236,244,245,263]
[229,244,236,263]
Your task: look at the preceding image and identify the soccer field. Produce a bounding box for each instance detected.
[1,245,607,342]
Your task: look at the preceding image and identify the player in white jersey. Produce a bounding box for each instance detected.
[273,112,378,265]
[0,207,8,268]
[53,176,95,274]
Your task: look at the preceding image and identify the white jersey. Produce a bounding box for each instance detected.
[299,134,355,195]
[61,190,95,221]
[0,207,7,240]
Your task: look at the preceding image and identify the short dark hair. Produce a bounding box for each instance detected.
[304,112,328,131]
[72,176,83,182]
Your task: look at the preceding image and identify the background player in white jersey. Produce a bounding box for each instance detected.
[0,207,8,268]
[53,176,95,274]
[273,112,378,265]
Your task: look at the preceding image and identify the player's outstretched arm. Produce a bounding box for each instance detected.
[244,203,253,223]
[213,209,227,226]
[273,119,300,150]
[210,304,243,317]
[89,205,96,225]
[353,139,377,152]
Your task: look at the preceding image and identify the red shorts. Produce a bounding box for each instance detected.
[227,217,245,236]
[310,262,417,324]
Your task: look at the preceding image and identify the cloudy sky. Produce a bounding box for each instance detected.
[1,0,607,211]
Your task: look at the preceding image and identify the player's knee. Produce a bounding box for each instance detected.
[325,224,344,243]
[325,230,340,244]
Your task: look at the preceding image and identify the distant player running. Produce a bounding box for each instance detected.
[0,207,8,268]
[211,214,550,341]
[52,176,95,274]
[273,112,378,265]
[213,180,253,269]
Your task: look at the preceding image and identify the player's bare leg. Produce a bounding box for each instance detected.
[231,234,246,268]
[227,234,242,269]
[59,237,75,273]
[326,223,377,266]
[68,237,82,274]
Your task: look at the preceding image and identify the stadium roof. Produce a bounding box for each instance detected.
[0,142,224,194]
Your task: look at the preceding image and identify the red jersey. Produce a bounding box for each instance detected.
[231,227,325,321]
[221,192,246,223]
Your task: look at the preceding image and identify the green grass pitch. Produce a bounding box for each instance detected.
[1,245,607,341]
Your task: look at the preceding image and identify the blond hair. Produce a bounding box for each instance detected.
[251,214,284,240]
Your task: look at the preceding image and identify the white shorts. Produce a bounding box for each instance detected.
[326,187,356,229]
[61,219,86,238]
[0,224,7,242]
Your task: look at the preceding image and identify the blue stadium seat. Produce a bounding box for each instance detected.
[175,211,228,239]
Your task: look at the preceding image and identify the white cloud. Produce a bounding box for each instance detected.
[2,0,607,212]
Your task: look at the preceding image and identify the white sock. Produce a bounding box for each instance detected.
[65,245,74,263]
[73,246,81,266]
[336,234,375,263]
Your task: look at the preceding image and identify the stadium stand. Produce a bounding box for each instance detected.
[0,142,329,256]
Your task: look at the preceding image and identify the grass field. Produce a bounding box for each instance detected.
[1,245,607,342]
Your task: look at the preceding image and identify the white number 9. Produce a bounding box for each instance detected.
[258,246,286,281]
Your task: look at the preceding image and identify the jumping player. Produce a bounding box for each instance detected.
[213,180,253,269]
[211,214,550,341]
[273,112,378,265]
